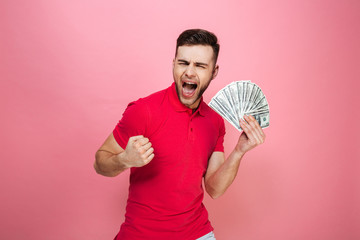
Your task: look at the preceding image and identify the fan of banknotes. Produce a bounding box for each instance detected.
[209,80,270,131]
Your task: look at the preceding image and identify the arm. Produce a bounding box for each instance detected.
[204,115,266,199]
[94,133,154,177]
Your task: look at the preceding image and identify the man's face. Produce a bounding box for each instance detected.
[173,45,219,109]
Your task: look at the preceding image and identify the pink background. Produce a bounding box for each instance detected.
[1,0,359,239]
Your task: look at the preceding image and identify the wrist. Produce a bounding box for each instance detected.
[115,151,131,170]
[233,148,246,159]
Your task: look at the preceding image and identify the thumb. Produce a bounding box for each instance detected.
[129,135,144,143]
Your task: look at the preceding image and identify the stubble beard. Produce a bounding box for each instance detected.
[174,78,212,109]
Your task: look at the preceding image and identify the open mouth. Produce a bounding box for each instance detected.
[182,81,198,97]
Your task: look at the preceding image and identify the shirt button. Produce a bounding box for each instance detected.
[190,128,193,132]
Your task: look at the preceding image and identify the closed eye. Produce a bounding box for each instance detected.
[177,59,208,69]
[196,64,206,69]
[178,60,189,65]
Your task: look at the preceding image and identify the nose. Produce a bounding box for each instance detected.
[185,64,196,78]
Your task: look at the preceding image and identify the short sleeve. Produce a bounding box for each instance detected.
[113,99,149,149]
[213,117,226,152]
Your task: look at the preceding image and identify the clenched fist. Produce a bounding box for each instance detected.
[122,135,155,168]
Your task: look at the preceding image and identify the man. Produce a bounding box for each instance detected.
[94,29,265,240]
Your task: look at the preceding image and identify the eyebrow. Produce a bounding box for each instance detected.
[177,59,209,67]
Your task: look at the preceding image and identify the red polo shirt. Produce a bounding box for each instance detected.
[113,83,225,240]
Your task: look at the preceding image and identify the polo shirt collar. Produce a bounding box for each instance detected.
[168,82,206,117]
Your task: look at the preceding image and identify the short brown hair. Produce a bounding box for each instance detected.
[176,29,220,64]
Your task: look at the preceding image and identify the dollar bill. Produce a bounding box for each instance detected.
[209,80,270,131]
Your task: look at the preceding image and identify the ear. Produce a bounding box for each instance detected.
[211,65,219,80]
[172,59,175,69]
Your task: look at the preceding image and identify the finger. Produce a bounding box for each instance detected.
[129,135,144,143]
[144,147,154,157]
[143,148,155,162]
[247,115,265,137]
[249,115,266,143]
[240,118,261,144]
[147,153,155,163]
[141,142,152,152]
[245,115,265,143]
[135,137,150,146]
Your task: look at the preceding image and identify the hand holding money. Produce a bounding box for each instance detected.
[209,80,269,154]
[236,115,266,154]
[209,80,270,131]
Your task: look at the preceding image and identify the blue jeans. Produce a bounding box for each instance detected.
[196,231,216,240]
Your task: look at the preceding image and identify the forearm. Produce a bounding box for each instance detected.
[94,150,129,177]
[205,150,245,199]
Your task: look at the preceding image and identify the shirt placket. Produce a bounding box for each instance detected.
[188,110,196,142]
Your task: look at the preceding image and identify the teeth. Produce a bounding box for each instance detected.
[185,82,196,85]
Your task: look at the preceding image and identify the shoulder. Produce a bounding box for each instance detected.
[199,101,225,136]
[202,102,225,125]
[130,86,168,109]
[121,86,169,126]
[115,87,169,139]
